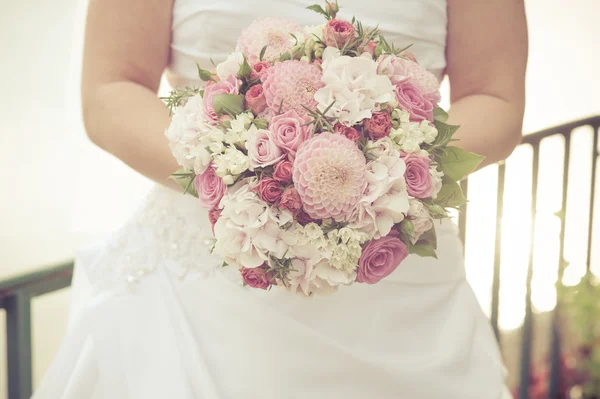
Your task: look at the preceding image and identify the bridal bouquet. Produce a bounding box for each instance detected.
[163,2,483,296]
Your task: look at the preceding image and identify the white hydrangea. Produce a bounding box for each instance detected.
[212,147,250,185]
[213,184,292,268]
[164,95,213,174]
[315,47,395,126]
[366,137,400,159]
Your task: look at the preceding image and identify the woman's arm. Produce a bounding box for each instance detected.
[446,0,528,168]
[81,0,179,186]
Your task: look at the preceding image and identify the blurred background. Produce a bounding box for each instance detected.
[0,0,599,398]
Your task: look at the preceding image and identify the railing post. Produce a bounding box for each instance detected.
[5,292,33,399]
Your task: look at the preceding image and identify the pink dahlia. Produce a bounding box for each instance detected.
[236,17,301,64]
[262,60,325,117]
[292,133,367,221]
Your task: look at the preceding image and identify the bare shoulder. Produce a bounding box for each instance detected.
[82,0,174,94]
[446,0,528,103]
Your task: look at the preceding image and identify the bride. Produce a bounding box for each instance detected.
[34,0,527,398]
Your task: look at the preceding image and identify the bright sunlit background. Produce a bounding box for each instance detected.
[1,0,599,397]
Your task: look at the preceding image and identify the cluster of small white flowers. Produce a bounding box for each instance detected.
[388,110,439,153]
[224,112,255,146]
[430,166,445,199]
[212,148,250,185]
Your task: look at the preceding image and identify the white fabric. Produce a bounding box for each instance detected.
[34,0,512,398]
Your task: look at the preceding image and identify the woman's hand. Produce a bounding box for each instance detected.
[446,0,528,168]
[81,0,180,187]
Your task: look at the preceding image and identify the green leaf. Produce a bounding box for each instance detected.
[237,56,252,79]
[253,118,268,130]
[426,204,449,219]
[431,120,460,149]
[399,220,415,239]
[212,94,244,117]
[408,242,438,259]
[279,52,292,62]
[196,63,215,82]
[434,176,468,208]
[259,45,268,62]
[433,107,449,122]
[169,169,198,198]
[440,146,485,181]
[418,224,437,250]
[306,4,328,18]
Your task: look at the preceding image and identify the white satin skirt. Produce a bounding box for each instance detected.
[33,185,512,399]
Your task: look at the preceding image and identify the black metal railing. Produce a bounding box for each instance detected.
[0,262,73,399]
[1,116,599,399]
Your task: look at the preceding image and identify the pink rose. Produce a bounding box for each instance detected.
[245,84,267,115]
[251,62,271,81]
[241,265,273,290]
[279,188,302,215]
[194,164,227,208]
[356,235,408,284]
[247,129,285,168]
[333,123,361,142]
[208,206,222,233]
[269,110,312,155]
[363,111,393,139]
[323,19,356,48]
[378,54,440,105]
[273,160,293,184]
[394,82,434,122]
[202,74,240,123]
[255,178,283,204]
[325,1,339,17]
[401,152,434,198]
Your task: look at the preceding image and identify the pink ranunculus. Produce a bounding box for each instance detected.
[269,110,312,155]
[247,129,285,168]
[363,111,393,139]
[356,235,408,284]
[194,164,227,208]
[241,265,273,290]
[208,206,222,233]
[401,152,434,199]
[323,19,356,48]
[394,82,434,122]
[333,123,361,142]
[202,74,240,123]
[245,84,267,115]
[252,62,271,81]
[255,178,283,204]
[273,160,293,184]
[279,188,302,215]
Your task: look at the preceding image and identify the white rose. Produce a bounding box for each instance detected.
[315,47,395,126]
[216,52,244,80]
[430,166,444,199]
[408,199,434,243]
[367,137,400,159]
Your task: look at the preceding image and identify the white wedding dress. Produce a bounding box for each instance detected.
[33,0,513,398]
